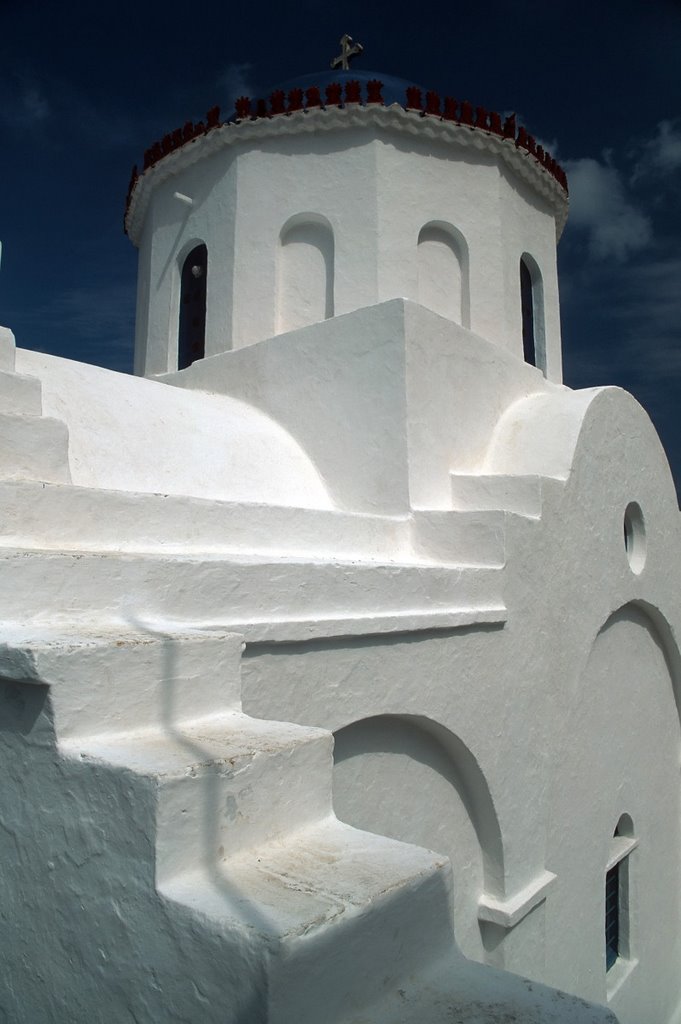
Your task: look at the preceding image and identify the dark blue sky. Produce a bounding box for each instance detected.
[2,0,680,497]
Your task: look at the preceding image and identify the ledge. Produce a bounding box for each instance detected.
[233,606,507,644]
[478,869,556,929]
[125,105,568,245]
[606,956,638,1000]
[606,835,639,871]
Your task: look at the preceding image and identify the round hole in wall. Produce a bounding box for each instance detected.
[623,502,646,574]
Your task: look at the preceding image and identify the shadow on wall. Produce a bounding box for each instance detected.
[0,659,268,1023]
[127,619,275,929]
[332,712,503,963]
[0,680,48,734]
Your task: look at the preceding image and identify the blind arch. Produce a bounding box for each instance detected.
[417,221,470,327]
[277,214,334,334]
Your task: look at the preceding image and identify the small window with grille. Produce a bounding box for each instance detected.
[519,254,546,374]
[605,862,620,970]
[178,244,208,370]
[605,815,637,975]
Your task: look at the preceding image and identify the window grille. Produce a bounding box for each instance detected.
[520,258,536,367]
[605,862,619,970]
[178,244,208,370]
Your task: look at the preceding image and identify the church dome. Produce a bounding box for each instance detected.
[256,69,424,112]
[124,63,567,233]
[125,47,569,384]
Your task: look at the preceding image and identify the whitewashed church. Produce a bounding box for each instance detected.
[2,42,680,1024]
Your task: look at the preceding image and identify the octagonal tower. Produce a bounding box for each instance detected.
[125,70,568,383]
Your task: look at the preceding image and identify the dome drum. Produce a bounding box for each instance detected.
[129,78,566,384]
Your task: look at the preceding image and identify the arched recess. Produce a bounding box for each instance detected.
[277,214,334,334]
[417,222,470,327]
[519,252,546,373]
[543,602,681,1006]
[332,713,503,962]
[178,243,208,370]
[629,598,681,721]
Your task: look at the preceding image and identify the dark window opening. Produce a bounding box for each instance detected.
[605,861,619,970]
[178,244,207,370]
[520,257,536,366]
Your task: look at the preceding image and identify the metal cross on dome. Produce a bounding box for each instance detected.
[330,34,364,71]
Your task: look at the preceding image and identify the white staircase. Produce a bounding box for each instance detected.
[0,627,618,1023]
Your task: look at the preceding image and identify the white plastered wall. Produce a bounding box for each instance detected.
[543,605,681,1023]
[374,134,497,336]
[238,384,681,1022]
[134,147,238,375]
[232,130,379,347]
[16,348,332,509]
[161,300,556,514]
[499,163,563,381]
[133,122,563,380]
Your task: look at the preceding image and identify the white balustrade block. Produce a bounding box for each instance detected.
[0,369,42,416]
[0,412,70,483]
[0,326,16,372]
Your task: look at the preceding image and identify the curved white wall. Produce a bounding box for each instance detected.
[544,605,681,1023]
[133,125,563,382]
[16,349,333,509]
[332,713,503,963]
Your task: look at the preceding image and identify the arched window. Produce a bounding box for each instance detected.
[520,253,546,373]
[417,222,469,327]
[277,215,334,334]
[605,814,637,973]
[178,244,207,370]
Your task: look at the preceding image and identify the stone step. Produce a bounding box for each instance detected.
[0,548,506,639]
[410,507,508,565]
[0,629,245,739]
[0,369,42,416]
[0,412,70,484]
[162,817,458,1024]
[63,712,333,882]
[0,479,506,568]
[354,953,619,1024]
[451,472,546,517]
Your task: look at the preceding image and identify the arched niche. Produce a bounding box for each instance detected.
[178,243,208,370]
[277,214,334,334]
[519,252,546,373]
[417,222,470,327]
[614,812,634,839]
[332,713,503,963]
[543,603,681,1007]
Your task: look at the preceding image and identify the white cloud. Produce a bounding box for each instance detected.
[632,119,681,181]
[218,62,255,104]
[611,257,681,369]
[564,157,652,262]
